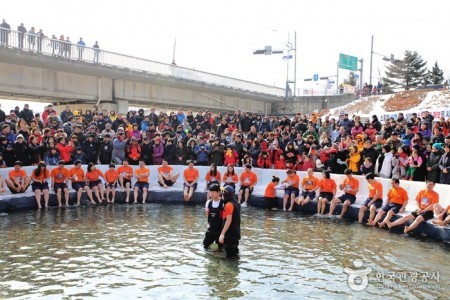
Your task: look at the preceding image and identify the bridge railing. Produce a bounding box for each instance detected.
[0,27,285,98]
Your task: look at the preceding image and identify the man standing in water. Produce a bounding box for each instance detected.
[219,186,241,258]
[203,183,224,250]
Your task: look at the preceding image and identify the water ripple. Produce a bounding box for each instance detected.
[0,205,448,299]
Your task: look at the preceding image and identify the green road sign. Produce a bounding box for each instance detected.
[339,53,358,71]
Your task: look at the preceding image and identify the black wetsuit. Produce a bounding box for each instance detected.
[203,199,224,249]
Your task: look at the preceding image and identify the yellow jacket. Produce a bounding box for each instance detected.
[348,152,361,173]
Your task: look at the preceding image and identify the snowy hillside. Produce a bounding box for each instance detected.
[327,89,450,121]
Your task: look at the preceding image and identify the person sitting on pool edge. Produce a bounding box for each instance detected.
[133,159,150,204]
[68,159,96,205]
[358,173,383,224]
[387,180,439,234]
[51,160,70,206]
[203,183,224,250]
[433,204,450,226]
[117,158,133,203]
[327,168,359,218]
[368,178,409,228]
[316,170,337,215]
[297,168,320,208]
[183,160,199,201]
[222,164,238,190]
[5,161,31,194]
[157,159,180,189]
[86,162,106,203]
[238,163,258,208]
[31,161,50,209]
[219,185,241,259]
[281,169,299,211]
[104,163,119,203]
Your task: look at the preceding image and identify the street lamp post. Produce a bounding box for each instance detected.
[369,35,397,86]
[254,30,297,99]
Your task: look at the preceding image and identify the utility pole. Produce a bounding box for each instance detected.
[369,35,373,86]
[171,38,177,65]
[294,31,297,96]
[359,58,364,92]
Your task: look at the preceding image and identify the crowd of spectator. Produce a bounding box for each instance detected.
[0,102,450,185]
[0,18,100,62]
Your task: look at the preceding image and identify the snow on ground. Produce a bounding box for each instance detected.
[328,89,450,120]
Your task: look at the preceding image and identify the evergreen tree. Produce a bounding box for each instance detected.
[343,72,357,86]
[427,61,445,84]
[382,50,427,90]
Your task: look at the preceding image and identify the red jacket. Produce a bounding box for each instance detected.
[224,149,239,166]
[274,158,285,170]
[257,155,272,169]
[57,143,74,162]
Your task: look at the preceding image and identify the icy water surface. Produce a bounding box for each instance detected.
[0,204,448,299]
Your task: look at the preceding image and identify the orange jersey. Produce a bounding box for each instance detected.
[341,177,359,195]
[319,178,337,193]
[222,202,235,219]
[9,169,27,182]
[284,174,300,189]
[302,175,319,190]
[105,169,118,184]
[158,165,173,177]
[387,186,408,205]
[86,169,104,182]
[117,165,133,180]
[264,181,277,198]
[240,171,257,187]
[68,168,85,182]
[51,167,69,183]
[205,170,221,183]
[223,173,238,184]
[368,180,383,199]
[135,167,150,183]
[184,167,199,182]
[415,189,439,210]
[32,169,50,181]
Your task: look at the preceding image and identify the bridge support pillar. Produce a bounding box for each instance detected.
[115,100,129,114]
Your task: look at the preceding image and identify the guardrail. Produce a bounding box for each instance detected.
[0,27,285,98]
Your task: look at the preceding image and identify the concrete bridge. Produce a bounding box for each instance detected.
[0,28,287,114]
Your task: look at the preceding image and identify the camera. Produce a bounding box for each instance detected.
[201,146,205,150]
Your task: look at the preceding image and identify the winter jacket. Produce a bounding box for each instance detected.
[257,155,272,169]
[223,149,239,166]
[427,150,442,183]
[44,151,60,165]
[194,143,211,164]
[112,138,127,161]
[210,143,225,166]
[100,141,113,164]
[127,143,141,163]
[152,142,164,165]
[82,139,100,164]
[56,143,74,163]
[163,143,176,164]
[439,152,450,184]
[13,141,30,165]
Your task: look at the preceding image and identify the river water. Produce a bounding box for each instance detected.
[0,204,448,299]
